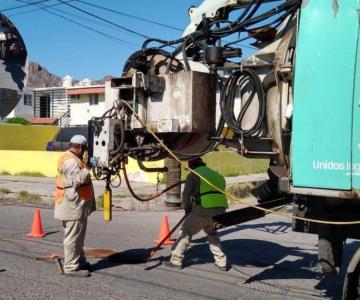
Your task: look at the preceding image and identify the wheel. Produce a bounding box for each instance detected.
[343,248,360,300]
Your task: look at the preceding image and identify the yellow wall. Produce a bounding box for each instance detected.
[0,150,62,177]
[0,150,164,183]
[0,124,59,150]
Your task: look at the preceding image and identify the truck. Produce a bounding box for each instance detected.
[88,0,360,298]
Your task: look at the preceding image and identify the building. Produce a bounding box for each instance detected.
[31,86,68,125]
[5,87,34,121]
[66,85,105,126]
[6,75,106,126]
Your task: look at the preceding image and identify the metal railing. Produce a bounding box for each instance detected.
[57,109,71,127]
[33,89,70,122]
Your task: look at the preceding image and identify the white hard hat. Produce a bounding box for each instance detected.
[70,135,87,146]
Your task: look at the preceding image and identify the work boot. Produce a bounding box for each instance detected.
[64,269,90,278]
[80,262,91,271]
[215,264,227,271]
[163,261,182,269]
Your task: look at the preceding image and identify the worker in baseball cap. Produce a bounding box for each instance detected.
[54,135,95,277]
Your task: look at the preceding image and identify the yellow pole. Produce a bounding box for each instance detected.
[103,184,112,222]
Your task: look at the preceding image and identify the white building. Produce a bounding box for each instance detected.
[66,85,105,126]
[6,87,34,120]
[6,75,106,126]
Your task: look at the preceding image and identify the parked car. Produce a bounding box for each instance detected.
[46,126,88,151]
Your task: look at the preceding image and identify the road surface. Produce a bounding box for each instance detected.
[0,200,355,299]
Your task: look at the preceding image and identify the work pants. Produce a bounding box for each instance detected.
[170,211,227,267]
[62,217,87,273]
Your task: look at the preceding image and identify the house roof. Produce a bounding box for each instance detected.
[33,87,66,92]
[66,86,105,95]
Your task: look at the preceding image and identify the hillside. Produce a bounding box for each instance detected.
[27,61,112,88]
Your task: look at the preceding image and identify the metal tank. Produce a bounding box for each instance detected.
[0,13,28,120]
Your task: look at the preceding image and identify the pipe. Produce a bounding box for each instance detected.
[122,160,184,202]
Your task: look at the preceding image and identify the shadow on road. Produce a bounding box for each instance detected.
[192,222,291,246]
[185,238,360,299]
[44,231,60,236]
[90,248,156,272]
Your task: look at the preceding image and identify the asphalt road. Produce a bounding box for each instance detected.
[0,201,357,300]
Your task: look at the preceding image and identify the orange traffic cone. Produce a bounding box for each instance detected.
[154,216,175,245]
[27,208,46,238]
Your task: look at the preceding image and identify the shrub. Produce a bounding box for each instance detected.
[18,190,42,203]
[96,195,104,210]
[0,188,10,194]
[15,171,45,177]
[6,117,30,125]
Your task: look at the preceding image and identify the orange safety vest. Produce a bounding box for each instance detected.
[55,151,93,205]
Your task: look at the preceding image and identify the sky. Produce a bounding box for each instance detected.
[0,0,205,80]
[0,0,279,80]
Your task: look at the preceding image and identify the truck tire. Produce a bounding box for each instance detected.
[0,42,5,60]
[343,248,360,300]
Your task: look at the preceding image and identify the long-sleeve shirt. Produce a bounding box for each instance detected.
[54,152,95,220]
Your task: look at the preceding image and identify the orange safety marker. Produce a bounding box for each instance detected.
[154,216,175,245]
[27,208,46,238]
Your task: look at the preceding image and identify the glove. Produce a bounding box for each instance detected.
[82,150,93,169]
[82,150,89,165]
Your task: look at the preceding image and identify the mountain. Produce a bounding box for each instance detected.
[27,61,113,88]
[27,61,62,88]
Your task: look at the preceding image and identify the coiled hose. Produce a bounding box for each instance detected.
[221,68,266,137]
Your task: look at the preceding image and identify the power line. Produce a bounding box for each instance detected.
[76,0,183,32]
[0,0,50,12]
[15,0,138,49]
[57,0,150,39]
[13,0,141,44]
[7,0,77,17]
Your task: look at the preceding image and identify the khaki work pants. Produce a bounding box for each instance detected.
[62,217,88,273]
[170,211,227,268]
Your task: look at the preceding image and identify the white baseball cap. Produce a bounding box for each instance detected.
[70,135,87,146]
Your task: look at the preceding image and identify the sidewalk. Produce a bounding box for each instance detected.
[0,173,268,211]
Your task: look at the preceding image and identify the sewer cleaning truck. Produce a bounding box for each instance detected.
[86,0,359,298]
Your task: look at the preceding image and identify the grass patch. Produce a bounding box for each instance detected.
[96,195,104,210]
[113,194,129,199]
[180,151,268,180]
[137,193,153,198]
[15,171,45,177]
[0,170,11,175]
[17,190,42,203]
[0,188,10,194]
[226,182,256,203]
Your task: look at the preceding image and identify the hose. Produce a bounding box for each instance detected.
[221,68,265,137]
[121,99,360,226]
[109,119,125,156]
[122,160,184,202]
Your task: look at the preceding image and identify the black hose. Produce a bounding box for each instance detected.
[182,36,192,71]
[122,160,185,202]
[221,68,265,137]
[109,119,125,156]
[137,0,301,67]
[237,0,257,22]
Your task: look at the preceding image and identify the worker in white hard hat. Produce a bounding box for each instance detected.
[54,134,95,277]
